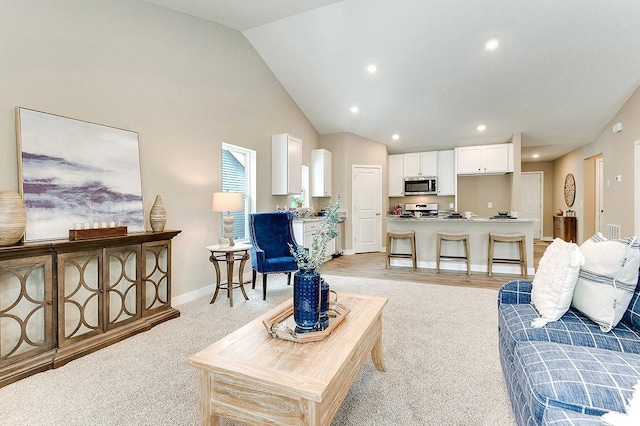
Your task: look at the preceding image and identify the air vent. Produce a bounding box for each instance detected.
[605,224,621,240]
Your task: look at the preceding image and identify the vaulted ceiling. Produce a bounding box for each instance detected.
[145,0,640,161]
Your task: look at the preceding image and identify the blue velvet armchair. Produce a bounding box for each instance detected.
[248,212,300,300]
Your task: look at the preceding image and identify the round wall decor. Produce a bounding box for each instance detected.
[564,173,576,207]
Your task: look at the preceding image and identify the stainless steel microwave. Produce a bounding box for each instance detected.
[403,176,437,195]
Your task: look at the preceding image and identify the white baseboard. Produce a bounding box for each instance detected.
[172,272,254,306]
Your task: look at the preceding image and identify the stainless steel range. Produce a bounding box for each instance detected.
[405,203,438,218]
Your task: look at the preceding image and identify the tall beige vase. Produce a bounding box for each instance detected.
[0,191,27,246]
[149,195,167,232]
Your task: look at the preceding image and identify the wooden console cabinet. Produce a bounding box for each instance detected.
[553,216,577,242]
[0,231,180,387]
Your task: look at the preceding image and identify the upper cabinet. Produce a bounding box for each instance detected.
[455,143,513,175]
[403,151,437,177]
[311,149,332,197]
[388,150,453,197]
[437,150,455,196]
[388,154,404,197]
[272,133,302,195]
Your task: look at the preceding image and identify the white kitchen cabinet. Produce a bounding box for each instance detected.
[292,219,334,261]
[403,151,438,177]
[437,150,455,196]
[272,133,302,195]
[311,149,332,197]
[387,154,404,197]
[455,143,513,175]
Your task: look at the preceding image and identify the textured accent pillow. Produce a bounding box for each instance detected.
[530,238,584,328]
[571,233,640,332]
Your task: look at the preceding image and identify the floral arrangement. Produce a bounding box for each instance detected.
[289,197,340,271]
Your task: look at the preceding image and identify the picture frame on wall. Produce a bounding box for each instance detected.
[16,107,145,241]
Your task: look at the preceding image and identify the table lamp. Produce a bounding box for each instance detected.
[212,192,242,246]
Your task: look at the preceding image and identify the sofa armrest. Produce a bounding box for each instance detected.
[498,280,533,305]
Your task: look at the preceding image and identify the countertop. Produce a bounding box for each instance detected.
[385,215,534,223]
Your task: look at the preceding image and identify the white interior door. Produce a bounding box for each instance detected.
[595,158,604,234]
[521,172,543,239]
[352,165,382,253]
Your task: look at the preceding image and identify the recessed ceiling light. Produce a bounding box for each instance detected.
[392,134,400,141]
[350,106,359,113]
[366,64,378,74]
[477,124,487,132]
[532,154,540,159]
[485,39,499,51]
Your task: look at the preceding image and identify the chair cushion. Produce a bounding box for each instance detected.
[515,341,640,422]
[571,233,640,332]
[531,238,584,328]
[499,303,640,357]
[261,256,298,273]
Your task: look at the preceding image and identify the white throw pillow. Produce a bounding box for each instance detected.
[571,233,640,332]
[530,238,584,328]
[602,379,640,426]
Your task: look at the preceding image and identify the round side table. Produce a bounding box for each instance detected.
[205,243,251,307]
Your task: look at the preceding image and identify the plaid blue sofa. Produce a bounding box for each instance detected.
[498,276,640,425]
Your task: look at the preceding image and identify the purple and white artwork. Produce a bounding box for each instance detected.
[17,108,145,241]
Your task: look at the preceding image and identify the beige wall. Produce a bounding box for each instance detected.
[0,1,319,298]
[319,132,388,251]
[553,85,640,243]
[522,161,555,238]
[457,175,512,217]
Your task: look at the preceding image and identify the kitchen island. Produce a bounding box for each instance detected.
[386,216,535,275]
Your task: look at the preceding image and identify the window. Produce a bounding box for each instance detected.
[221,143,256,242]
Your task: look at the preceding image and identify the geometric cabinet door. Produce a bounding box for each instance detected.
[105,245,141,330]
[57,249,103,347]
[57,245,142,347]
[0,255,54,367]
[142,240,172,315]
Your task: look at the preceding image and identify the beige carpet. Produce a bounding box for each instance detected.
[0,275,515,426]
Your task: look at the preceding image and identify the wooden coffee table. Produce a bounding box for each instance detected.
[188,292,387,425]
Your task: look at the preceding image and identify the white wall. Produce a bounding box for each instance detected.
[0,0,320,298]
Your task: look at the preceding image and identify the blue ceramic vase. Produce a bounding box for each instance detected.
[293,268,321,331]
[318,278,330,330]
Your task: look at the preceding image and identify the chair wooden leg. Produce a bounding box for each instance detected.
[252,269,257,289]
[521,240,528,278]
[411,235,417,270]
[465,237,471,275]
[436,235,441,273]
[488,235,494,276]
[385,235,391,269]
[287,272,292,286]
[263,274,268,300]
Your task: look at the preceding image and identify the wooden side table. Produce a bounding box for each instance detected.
[205,243,251,307]
[553,216,577,242]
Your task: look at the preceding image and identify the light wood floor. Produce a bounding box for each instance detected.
[322,240,549,291]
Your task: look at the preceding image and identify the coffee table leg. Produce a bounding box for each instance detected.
[199,370,218,426]
[371,318,387,372]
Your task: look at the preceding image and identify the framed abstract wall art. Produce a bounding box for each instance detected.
[16,107,145,241]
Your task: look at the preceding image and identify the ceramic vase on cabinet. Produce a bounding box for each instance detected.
[0,191,27,246]
[149,195,167,232]
[293,268,321,332]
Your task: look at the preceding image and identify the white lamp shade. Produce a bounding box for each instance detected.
[212,192,242,212]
